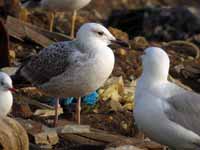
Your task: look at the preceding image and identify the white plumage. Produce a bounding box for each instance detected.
[134,47,200,149]
[40,0,91,11]
[23,0,92,36]
[16,23,128,126]
[0,72,13,116]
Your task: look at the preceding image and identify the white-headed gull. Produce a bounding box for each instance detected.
[13,23,129,126]
[0,72,14,116]
[134,47,200,149]
[23,0,92,37]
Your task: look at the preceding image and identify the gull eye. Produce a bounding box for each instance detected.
[97,31,104,36]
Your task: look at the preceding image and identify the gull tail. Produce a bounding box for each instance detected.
[21,0,41,9]
[11,55,34,87]
[11,67,31,88]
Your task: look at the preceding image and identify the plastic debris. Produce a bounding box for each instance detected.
[48,91,99,107]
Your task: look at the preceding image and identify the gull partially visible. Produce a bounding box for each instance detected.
[13,23,129,126]
[0,72,14,116]
[23,0,92,37]
[134,47,200,149]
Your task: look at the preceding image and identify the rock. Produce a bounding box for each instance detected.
[168,75,192,91]
[17,118,59,146]
[56,124,90,134]
[9,49,16,63]
[109,27,129,41]
[115,48,128,56]
[107,7,200,41]
[163,40,200,59]
[12,102,33,118]
[105,145,142,150]
[0,0,21,18]
[170,60,200,92]
[0,67,18,75]
[130,36,149,50]
[0,20,9,68]
[106,138,163,150]
[33,108,63,117]
[0,0,4,7]
[0,117,29,150]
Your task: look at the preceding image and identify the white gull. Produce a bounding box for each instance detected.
[23,0,92,37]
[134,47,200,149]
[0,72,14,116]
[14,23,129,126]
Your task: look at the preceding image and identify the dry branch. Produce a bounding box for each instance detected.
[0,19,9,67]
[6,16,71,47]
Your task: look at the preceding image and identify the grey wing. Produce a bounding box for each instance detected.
[22,0,41,8]
[20,41,77,85]
[165,90,200,136]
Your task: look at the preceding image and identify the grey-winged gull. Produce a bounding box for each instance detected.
[0,72,14,116]
[13,22,129,126]
[23,0,92,37]
[134,47,200,149]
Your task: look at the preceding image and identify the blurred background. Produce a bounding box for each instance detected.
[0,0,200,149]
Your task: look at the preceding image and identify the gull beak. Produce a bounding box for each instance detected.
[110,39,130,48]
[8,87,16,93]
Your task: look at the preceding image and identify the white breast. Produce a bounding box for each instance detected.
[0,91,13,116]
[41,47,114,97]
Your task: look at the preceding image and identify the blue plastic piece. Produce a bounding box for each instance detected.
[49,91,99,106]
[82,91,99,105]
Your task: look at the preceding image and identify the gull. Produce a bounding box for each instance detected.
[134,47,200,149]
[22,0,92,37]
[0,72,14,116]
[13,23,129,126]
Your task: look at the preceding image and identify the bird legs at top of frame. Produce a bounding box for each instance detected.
[70,10,77,38]
[48,11,56,32]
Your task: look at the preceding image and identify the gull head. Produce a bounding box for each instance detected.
[141,47,170,81]
[0,72,14,92]
[76,23,129,47]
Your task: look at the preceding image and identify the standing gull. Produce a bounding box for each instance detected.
[0,72,14,116]
[134,47,200,149]
[22,0,92,37]
[13,23,129,126]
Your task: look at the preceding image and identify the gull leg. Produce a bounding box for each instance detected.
[48,12,55,32]
[76,97,81,124]
[70,10,77,38]
[53,98,59,127]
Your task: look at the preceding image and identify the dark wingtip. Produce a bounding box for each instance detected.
[22,0,41,9]
[11,69,31,88]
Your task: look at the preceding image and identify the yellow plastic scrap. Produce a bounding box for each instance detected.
[110,99,123,111]
[99,76,124,101]
[99,76,136,111]
[122,102,134,111]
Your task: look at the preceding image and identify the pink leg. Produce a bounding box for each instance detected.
[76,97,81,124]
[53,98,59,127]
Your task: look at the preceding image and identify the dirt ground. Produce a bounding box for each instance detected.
[1,0,200,149]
